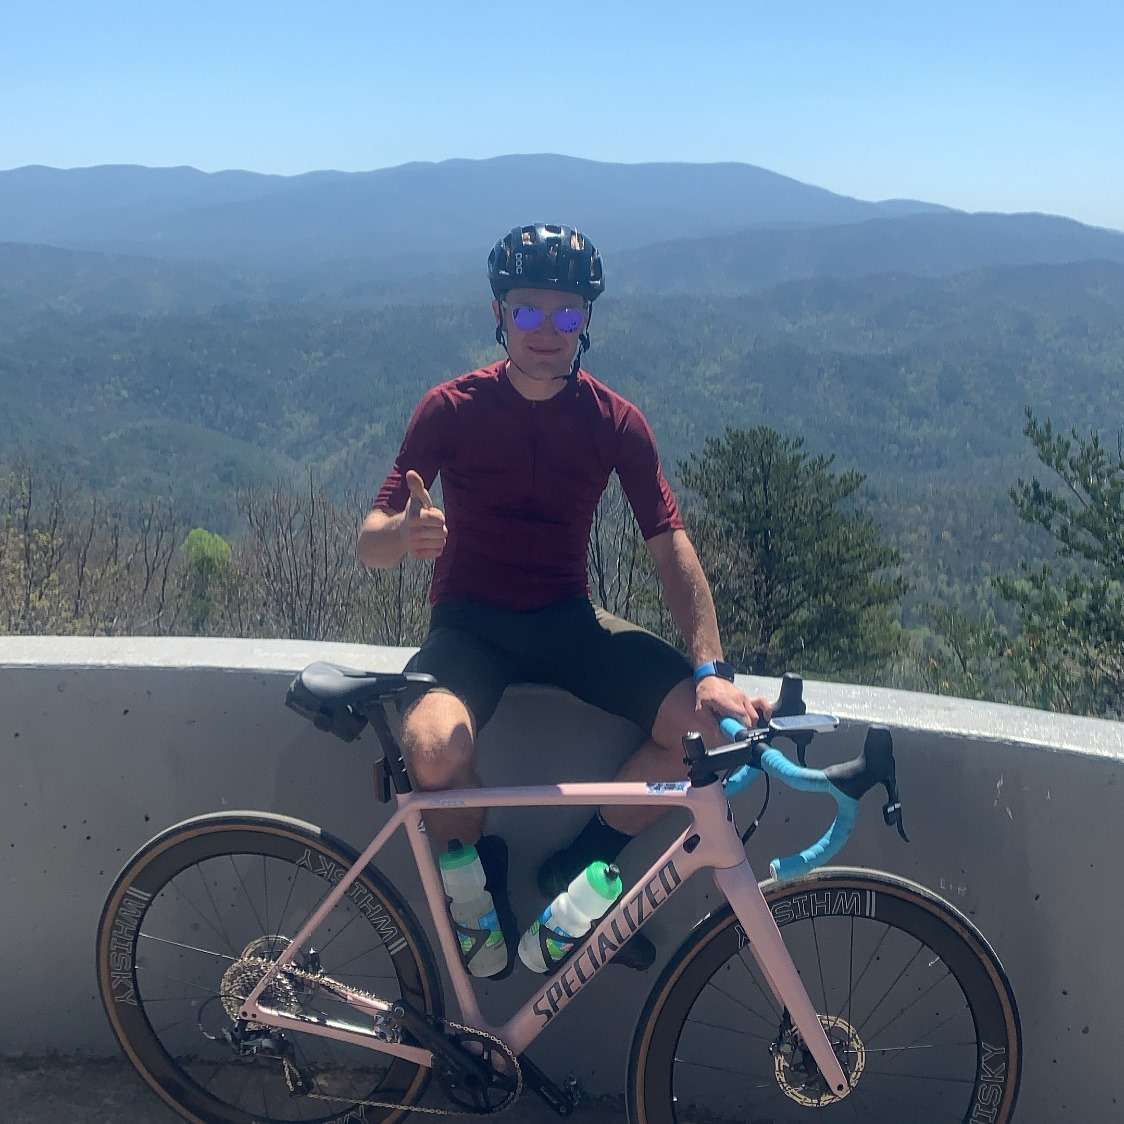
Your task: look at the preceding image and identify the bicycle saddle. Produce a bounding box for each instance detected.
[285,662,436,741]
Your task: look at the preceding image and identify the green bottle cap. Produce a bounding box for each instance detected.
[438,840,479,871]
[585,861,623,901]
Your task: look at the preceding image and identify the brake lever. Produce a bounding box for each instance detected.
[881,779,910,843]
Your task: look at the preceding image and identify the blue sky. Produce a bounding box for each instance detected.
[3,0,1122,230]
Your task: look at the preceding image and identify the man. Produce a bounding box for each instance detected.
[358,223,770,972]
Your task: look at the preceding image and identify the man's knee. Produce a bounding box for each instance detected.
[401,689,476,789]
[651,676,722,751]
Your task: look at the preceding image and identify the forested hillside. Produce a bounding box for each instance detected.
[3,260,1121,628]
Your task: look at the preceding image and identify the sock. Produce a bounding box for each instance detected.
[561,812,633,874]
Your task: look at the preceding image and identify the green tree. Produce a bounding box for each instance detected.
[678,426,908,678]
[994,410,1124,717]
[182,528,233,634]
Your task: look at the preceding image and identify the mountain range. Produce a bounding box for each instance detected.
[2,155,1122,316]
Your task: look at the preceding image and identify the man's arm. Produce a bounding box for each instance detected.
[360,389,449,569]
[358,508,409,569]
[358,472,446,569]
[646,528,769,728]
[645,528,722,667]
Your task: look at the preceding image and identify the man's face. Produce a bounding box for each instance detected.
[492,287,590,381]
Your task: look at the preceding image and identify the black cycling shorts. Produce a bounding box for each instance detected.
[402,596,692,734]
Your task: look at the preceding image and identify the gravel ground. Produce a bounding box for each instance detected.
[0,1057,629,1123]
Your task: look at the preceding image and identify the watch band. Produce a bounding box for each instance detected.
[693,660,735,683]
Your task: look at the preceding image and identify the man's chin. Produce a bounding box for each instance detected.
[515,353,572,379]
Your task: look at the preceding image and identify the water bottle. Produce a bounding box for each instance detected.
[518,862,623,973]
[438,840,508,978]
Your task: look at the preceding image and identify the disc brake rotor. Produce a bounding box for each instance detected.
[774,1014,865,1107]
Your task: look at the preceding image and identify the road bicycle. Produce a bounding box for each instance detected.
[97,663,1022,1122]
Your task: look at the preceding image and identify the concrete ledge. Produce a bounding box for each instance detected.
[2,638,1122,1120]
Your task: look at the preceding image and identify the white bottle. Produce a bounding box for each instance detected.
[438,840,507,978]
[518,862,623,974]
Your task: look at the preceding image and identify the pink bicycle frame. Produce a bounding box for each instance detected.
[241,777,850,1096]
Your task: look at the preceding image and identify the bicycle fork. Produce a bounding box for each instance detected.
[713,861,850,1097]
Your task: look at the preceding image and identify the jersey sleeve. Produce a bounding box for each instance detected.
[371,388,450,513]
[614,403,686,540]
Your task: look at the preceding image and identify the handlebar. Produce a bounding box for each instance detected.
[687,678,908,881]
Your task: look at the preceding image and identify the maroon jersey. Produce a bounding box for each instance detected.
[373,361,684,610]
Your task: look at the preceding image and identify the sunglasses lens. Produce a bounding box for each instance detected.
[511,306,546,331]
[553,308,585,333]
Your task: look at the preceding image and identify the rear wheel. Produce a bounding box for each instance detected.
[628,867,1020,1123]
[97,812,443,1124]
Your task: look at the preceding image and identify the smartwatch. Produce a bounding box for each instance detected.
[693,660,736,684]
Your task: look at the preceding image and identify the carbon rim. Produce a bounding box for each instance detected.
[97,817,440,1124]
[629,869,1020,1124]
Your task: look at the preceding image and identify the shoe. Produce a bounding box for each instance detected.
[536,847,657,972]
[475,834,519,980]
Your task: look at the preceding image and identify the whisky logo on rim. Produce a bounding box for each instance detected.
[109,887,151,1005]
[969,1043,1008,1122]
[295,848,409,955]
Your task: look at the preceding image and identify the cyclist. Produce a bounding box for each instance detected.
[358,223,771,972]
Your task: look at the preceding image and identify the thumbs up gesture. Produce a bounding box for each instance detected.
[402,470,447,560]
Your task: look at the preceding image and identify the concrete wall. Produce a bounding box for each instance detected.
[2,637,1122,1120]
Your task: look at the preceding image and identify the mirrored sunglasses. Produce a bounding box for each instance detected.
[505,304,587,333]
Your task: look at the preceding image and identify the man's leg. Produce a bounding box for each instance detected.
[400,688,483,848]
[601,676,722,834]
[400,685,520,977]
[540,676,721,879]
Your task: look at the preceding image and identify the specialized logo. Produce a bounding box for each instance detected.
[514,251,523,275]
[108,886,151,1005]
[532,858,682,1026]
[295,849,409,955]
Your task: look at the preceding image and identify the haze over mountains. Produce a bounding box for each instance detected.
[1,155,950,263]
[1,155,1122,317]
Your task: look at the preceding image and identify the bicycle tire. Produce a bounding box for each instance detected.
[627,867,1021,1124]
[96,811,444,1124]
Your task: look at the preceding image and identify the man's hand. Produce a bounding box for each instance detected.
[402,470,447,561]
[695,674,773,733]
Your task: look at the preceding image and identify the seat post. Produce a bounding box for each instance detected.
[366,705,414,795]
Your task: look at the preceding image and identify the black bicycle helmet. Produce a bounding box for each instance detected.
[487,223,604,303]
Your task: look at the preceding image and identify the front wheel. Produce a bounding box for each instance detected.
[97,811,443,1124]
[628,867,1021,1123]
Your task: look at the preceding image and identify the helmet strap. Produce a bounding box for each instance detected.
[569,302,594,379]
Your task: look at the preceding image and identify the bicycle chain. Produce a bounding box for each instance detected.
[234,956,523,1117]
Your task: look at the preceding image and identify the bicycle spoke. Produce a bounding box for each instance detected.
[861,1069,974,1083]
[274,863,301,943]
[735,949,782,1019]
[228,854,268,938]
[685,1015,771,1043]
[196,860,238,954]
[847,920,891,1010]
[704,979,778,1034]
[262,854,271,941]
[673,1055,769,1082]
[864,965,953,1044]
[810,914,829,1015]
[313,900,363,957]
[139,931,236,962]
[855,939,925,1036]
[168,878,237,957]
